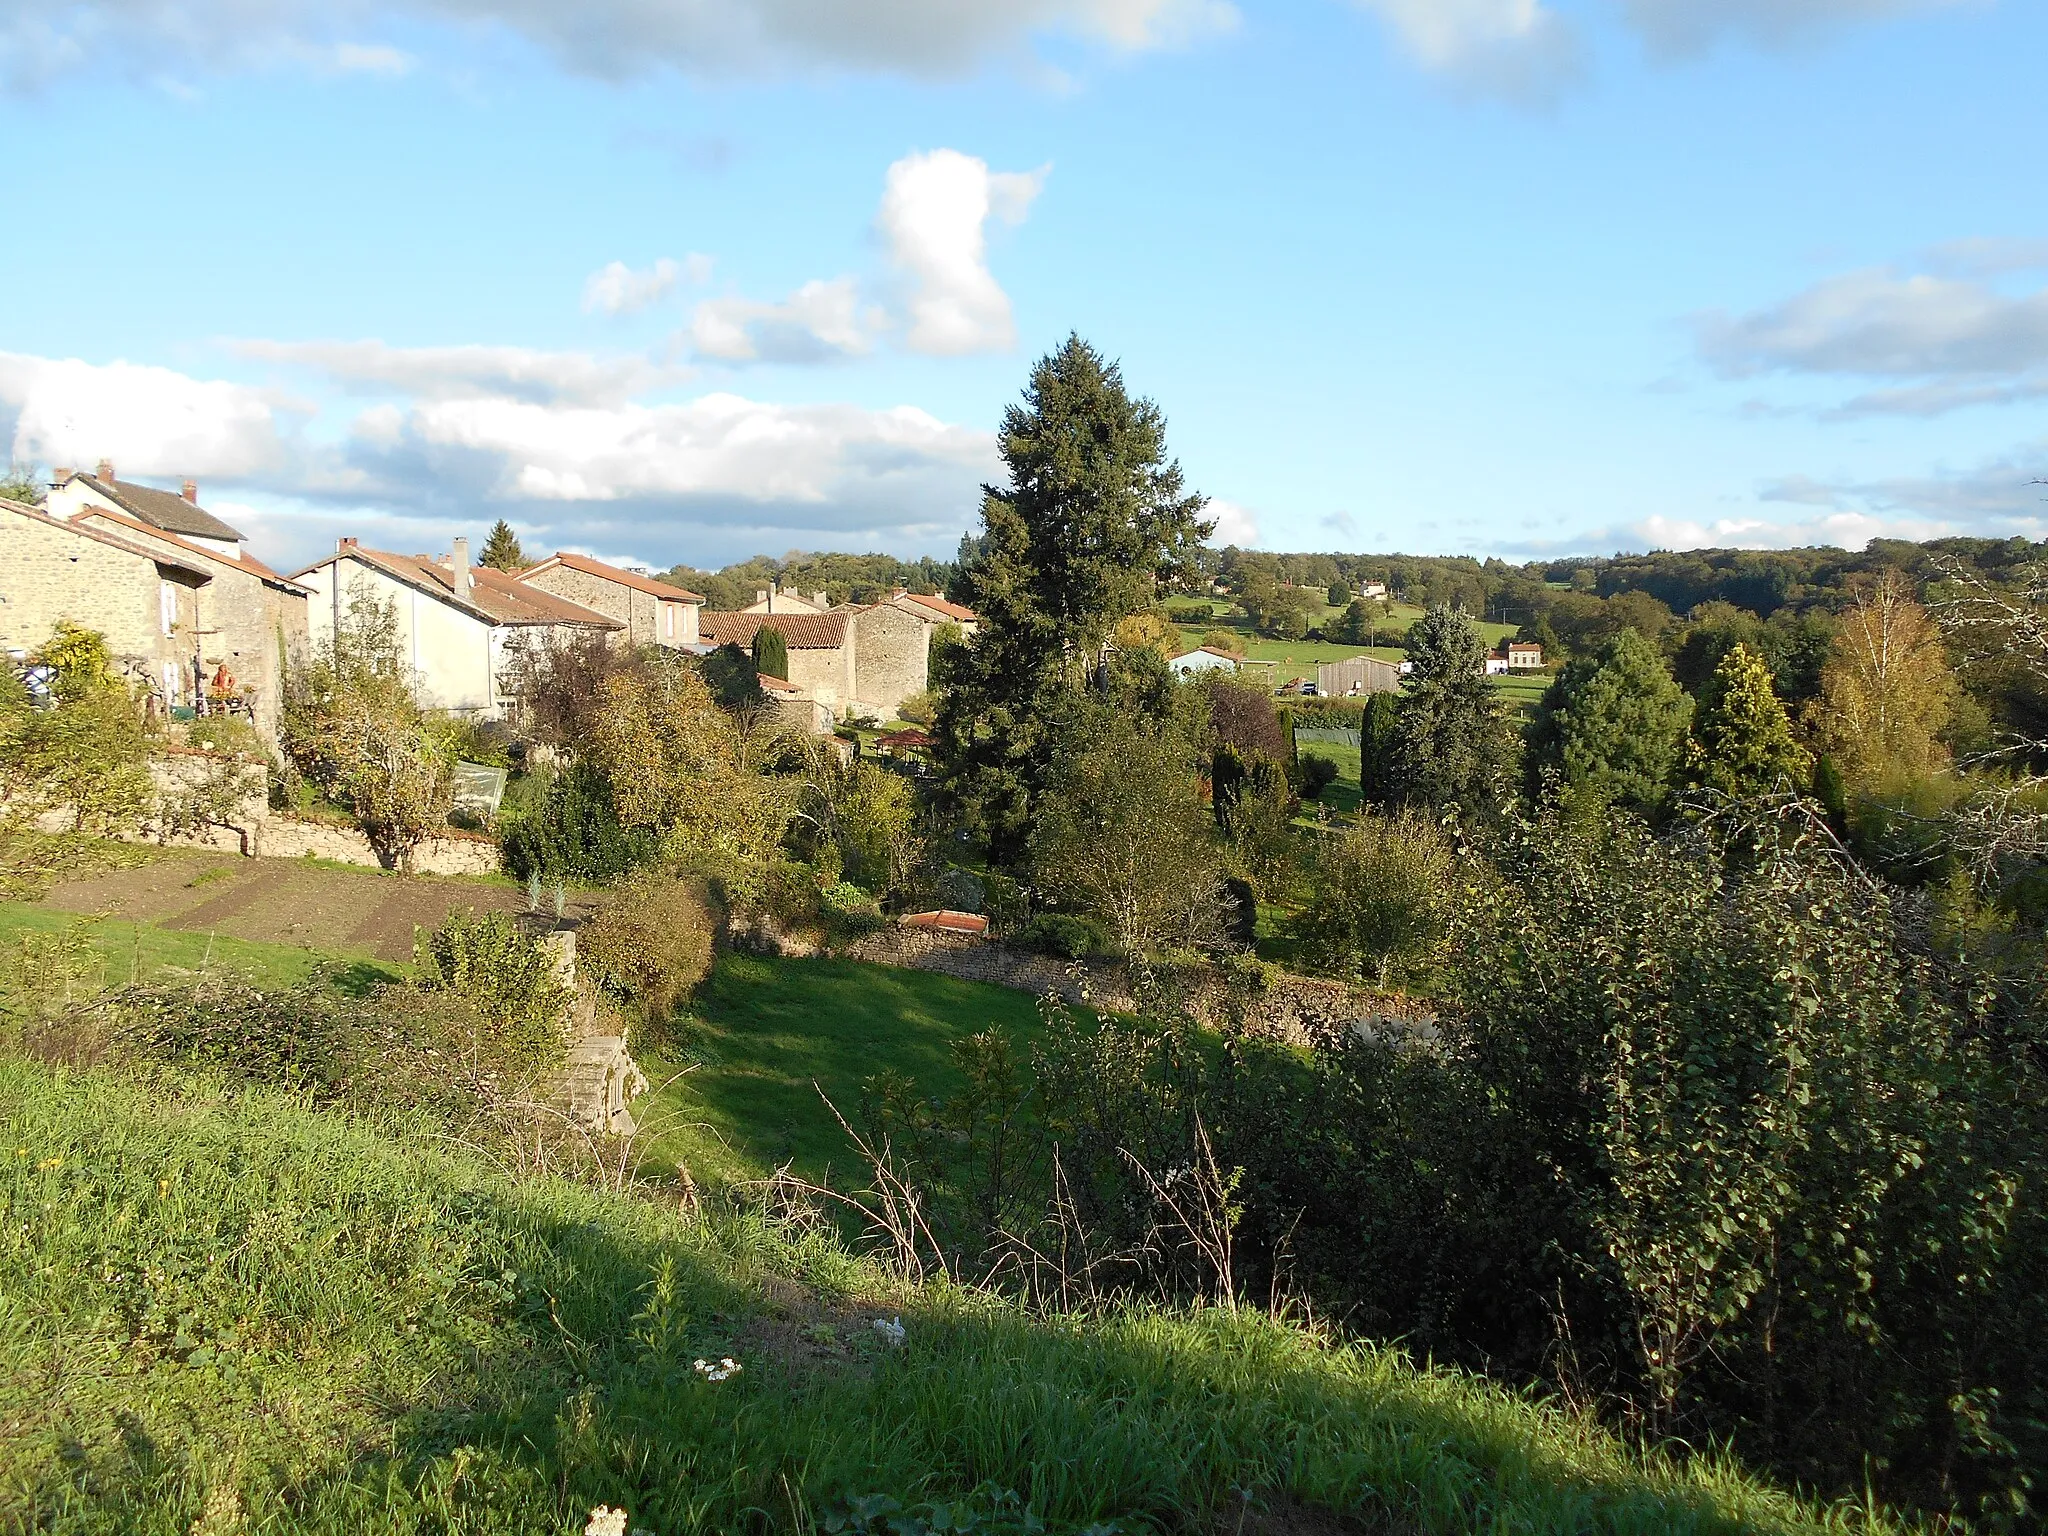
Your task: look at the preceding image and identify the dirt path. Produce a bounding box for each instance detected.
[39,853,589,962]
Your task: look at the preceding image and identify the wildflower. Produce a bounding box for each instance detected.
[585,1507,629,1536]
[873,1316,905,1346]
[36,1157,61,1171]
[692,1356,742,1382]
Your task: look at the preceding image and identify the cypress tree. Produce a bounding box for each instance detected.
[751,625,789,681]
[1679,642,1812,799]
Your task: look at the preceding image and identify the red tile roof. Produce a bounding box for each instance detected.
[757,672,801,694]
[296,543,620,628]
[893,591,978,623]
[72,504,304,590]
[899,909,989,935]
[522,551,703,602]
[875,728,933,749]
[698,611,849,649]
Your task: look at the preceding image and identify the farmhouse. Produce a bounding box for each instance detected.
[517,552,703,648]
[293,537,619,718]
[1506,641,1544,669]
[46,460,250,560]
[698,600,930,719]
[888,590,980,638]
[1316,654,1403,698]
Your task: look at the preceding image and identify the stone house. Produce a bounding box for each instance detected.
[889,590,980,638]
[516,551,703,648]
[293,537,620,718]
[0,497,210,707]
[1506,641,1544,670]
[698,601,930,719]
[45,460,250,560]
[62,502,310,740]
[739,583,831,616]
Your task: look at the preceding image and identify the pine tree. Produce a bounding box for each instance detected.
[1680,642,1812,799]
[1527,627,1691,812]
[932,335,1212,860]
[1388,606,1516,811]
[751,625,789,681]
[480,520,526,571]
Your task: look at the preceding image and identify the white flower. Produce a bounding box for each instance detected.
[873,1316,905,1346]
[692,1356,742,1382]
[585,1507,629,1536]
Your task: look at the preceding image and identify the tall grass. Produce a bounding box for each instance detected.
[0,1056,1905,1535]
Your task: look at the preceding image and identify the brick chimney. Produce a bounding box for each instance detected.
[96,458,115,484]
[182,480,198,504]
[52,467,74,487]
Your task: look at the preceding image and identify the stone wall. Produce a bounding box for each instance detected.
[258,816,502,875]
[0,502,182,680]
[523,565,658,645]
[849,602,929,717]
[835,925,1436,1048]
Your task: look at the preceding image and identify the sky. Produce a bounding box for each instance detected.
[3,0,2046,574]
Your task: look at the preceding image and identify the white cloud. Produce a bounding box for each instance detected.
[1350,0,1583,97]
[582,255,713,316]
[688,277,881,363]
[0,0,1235,87]
[1699,268,2048,379]
[327,42,413,74]
[1206,497,1260,547]
[0,350,297,480]
[229,338,685,404]
[1618,0,1966,57]
[0,345,996,568]
[1923,236,2048,278]
[878,149,1048,356]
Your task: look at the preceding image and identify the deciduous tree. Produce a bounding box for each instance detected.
[1808,572,1957,789]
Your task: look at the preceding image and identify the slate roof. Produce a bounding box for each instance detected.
[697,611,849,650]
[522,551,704,603]
[76,474,246,545]
[296,544,620,629]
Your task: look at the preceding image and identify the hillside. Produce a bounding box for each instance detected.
[0,1055,1907,1536]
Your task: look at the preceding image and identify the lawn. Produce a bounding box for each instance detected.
[4,1053,1899,1534]
[0,900,403,995]
[638,952,1072,1189]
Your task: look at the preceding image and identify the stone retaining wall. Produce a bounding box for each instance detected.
[834,925,1436,1048]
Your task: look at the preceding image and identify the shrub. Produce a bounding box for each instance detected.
[896,689,939,726]
[1019,912,1110,959]
[499,763,658,883]
[819,880,887,937]
[1294,809,1455,987]
[759,860,822,928]
[578,872,715,1024]
[412,909,572,1073]
[1293,754,1340,801]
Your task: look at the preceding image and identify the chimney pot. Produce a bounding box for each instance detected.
[182,480,198,504]
[97,458,115,483]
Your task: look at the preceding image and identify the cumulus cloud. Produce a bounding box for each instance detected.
[0,345,996,568]
[228,338,686,404]
[878,149,1047,356]
[582,254,713,316]
[0,350,299,480]
[0,0,1235,87]
[688,278,882,363]
[1206,497,1260,547]
[1346,0,1962,98]
[1700,269,2048,379]
[1350,0,1583,98]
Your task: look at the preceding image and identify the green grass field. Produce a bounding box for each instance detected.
[0,900,403,995]
[0,1052,1914,1535]
[638,953,1064,1189]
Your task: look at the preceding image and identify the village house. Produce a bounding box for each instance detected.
[698,600,930,720]
[888,590,980,638]
[293,537,619,718]
[1,496,212,710]
[1506,641,1544,669]
[739,583,831,616]
[516,552,703,648]
[20,465,311,737]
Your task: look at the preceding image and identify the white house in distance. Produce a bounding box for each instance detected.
[516,551,703,648]
[293,537,620,718]
[1168,644,1241,678]
[1484,642,1544,676]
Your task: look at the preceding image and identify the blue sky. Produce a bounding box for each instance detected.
[3,0,2045,572]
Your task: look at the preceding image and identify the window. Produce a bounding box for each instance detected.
[665,604,674,637]
[159,580,176,637]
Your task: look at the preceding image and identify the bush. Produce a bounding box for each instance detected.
[819,880,886,938]
[1293,809,1455,987]
[759,859,822,928]
[412,909,572,1074]
[444,716,514,768]
[499,763,658,883]
[1293,754,1340,801]
[577,872,714,1026]
[1018,912,1110,959]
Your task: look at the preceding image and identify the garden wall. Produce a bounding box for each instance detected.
[835,924,1438,1048]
